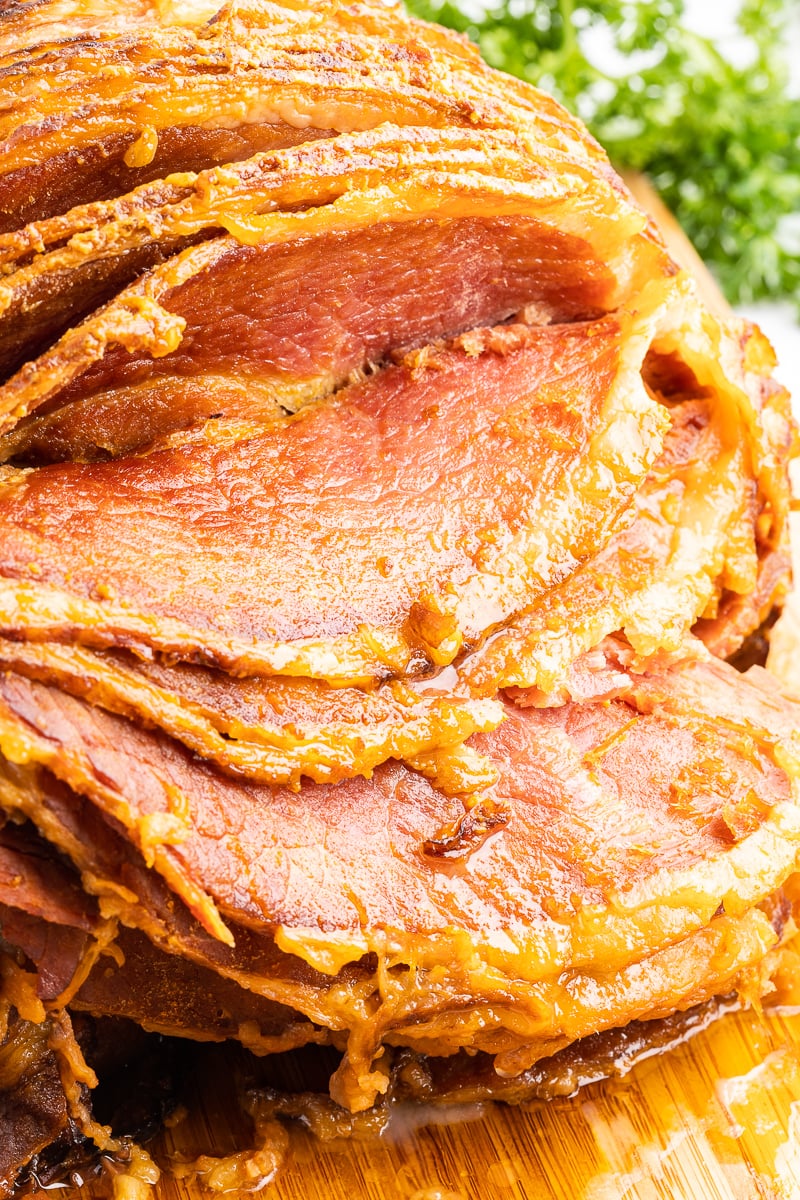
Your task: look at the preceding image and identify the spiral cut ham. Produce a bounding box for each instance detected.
[0,0,798,1194]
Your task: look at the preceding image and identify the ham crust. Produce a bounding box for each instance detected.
[0,143,658,442]
[0,0,617,231]
[0,125,649,396]
[0,386,783,788]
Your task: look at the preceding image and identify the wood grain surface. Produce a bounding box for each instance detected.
[174,1003,800,1200]
[76,1001,800,1200]
[65,177,800,1200]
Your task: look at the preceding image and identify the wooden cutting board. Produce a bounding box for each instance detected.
[132,1001,800,1200]
[70,177,800,1200]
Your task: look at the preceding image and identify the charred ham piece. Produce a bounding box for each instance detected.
[0,817,324,1194]
[0,825,199,1197]
[0,1008,83,1199]
[0,824,106,1196]
[0,938,124,1199]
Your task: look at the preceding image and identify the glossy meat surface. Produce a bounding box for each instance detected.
[0,124,637,392]
[0,385,784,789]
[0,314,666,679]
[0,214,620,449]
[0,641,502,787]
[0,1013,72,1198]
[0,647,798,1107]
[0,0,796,1177]
[0,180,643,446]
[0,1,614,229]
[0,649,796,969]
[0,820,313,1050]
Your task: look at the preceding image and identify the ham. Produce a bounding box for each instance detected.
[0,641,502,786]
[0,0,796,1188]
[0,646,798,1110]
[0,1012,75,1199]
[0,388,784,789]
[0,310,671,680]
[0,125,653,392]
[0,0,612,229]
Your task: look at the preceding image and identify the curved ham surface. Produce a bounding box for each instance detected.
[0,281,789,684]
[0,389,783,788]
[0,640,502,787]
[461,400,769,695]
[0,312,668,681]
[0,214,625,448]
[0,180,648,443]
[0,126,646,393]
[0,821,316,1051]
[0,647,798,1106]
[0,648,797,975]
[0,0,613,230]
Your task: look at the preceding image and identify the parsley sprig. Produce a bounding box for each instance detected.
[407,0,800,309]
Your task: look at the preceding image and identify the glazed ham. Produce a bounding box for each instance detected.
[0,125,654,390]
[0,0,797,1195]
[0,310,672,680]
[0,0,613,228]
[0,648,799,1117]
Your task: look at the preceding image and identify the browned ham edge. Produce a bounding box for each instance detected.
[0,0,613,230]
[0,392,779,789]
[0,197,643,447]
[0,0,796,1184]
[0,642,503,788]
[0,125,645,391]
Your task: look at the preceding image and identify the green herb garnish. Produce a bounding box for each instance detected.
[406,0,800,309]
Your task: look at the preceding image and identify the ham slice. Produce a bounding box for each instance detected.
[0,125,654,393]
[0,0,611,230]
[0,308,671,681]
[0,1012,76,1199]
[0,642,502,787]
[0,647,798,1109]
[0,821,321,1053]
[0,281,789,684]
[0,384,785,787]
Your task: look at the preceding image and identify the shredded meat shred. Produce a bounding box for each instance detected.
[0,0,797,1194]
